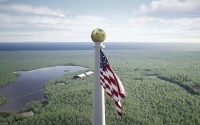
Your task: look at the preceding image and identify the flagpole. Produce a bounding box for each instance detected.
[91,28,106,125]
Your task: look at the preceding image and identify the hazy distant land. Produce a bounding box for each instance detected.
[0,42,200,51]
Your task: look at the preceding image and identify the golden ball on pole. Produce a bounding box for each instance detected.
[91,28,106,42]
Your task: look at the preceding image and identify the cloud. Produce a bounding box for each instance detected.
[128,16,200,29]
[126,0,200,42]
[0,4,67,17]
[0,2,199,42]
[0,2,109,42]
[138,0,200,17]
[0,13,107,29]
[0,12,109,42]
[0,31,96,42]
[0,4,108,30]
[133,0,200,32]
[127,16,200,42]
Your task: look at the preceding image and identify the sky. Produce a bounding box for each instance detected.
[0,0,199,42]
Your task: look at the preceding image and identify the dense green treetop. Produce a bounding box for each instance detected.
[0,50,200,125]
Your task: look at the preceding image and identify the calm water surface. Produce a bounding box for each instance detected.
[0,66,86,112]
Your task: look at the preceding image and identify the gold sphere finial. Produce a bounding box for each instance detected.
[91,28,106,42]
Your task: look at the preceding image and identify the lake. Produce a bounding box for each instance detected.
[0,66,87,112]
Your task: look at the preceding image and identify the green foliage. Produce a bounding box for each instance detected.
[0,96,5,106]
[0,50,200,125]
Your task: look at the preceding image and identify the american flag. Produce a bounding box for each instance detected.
[100,49,127,117]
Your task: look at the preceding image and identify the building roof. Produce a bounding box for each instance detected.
[77,74,86,78]
[85,71,93,75]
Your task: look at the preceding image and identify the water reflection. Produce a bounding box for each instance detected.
[0,66,86,112]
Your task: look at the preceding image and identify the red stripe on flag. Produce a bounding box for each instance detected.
[100,49,127,118]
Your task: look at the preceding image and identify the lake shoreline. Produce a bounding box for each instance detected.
[0,65,87,113]
[0,63,88,88]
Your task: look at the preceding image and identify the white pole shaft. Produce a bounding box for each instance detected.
[93,42,105,125]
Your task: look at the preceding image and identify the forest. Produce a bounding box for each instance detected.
[0,50,200,125]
